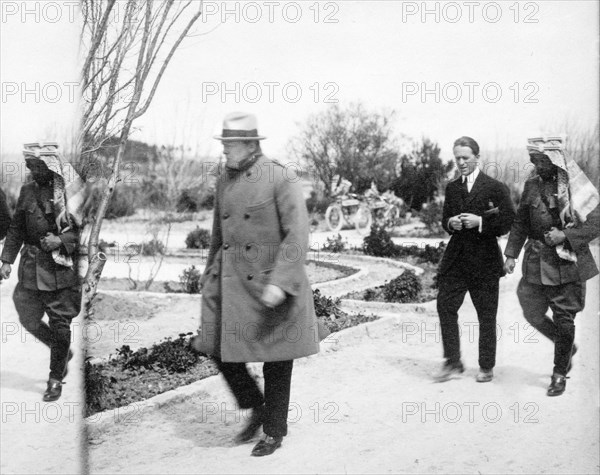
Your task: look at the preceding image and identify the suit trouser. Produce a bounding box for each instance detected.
[13,283,81,380]
[216,359,293,438]
[437,272,499,370]
[516,278,584,375]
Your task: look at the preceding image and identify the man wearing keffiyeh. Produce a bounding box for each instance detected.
[504,136,599,397]
[0,142,84,402]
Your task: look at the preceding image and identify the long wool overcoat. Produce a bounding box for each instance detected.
[199,154,320,362]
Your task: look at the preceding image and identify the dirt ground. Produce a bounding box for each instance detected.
[86,236,600,475]
[2,229,599,475]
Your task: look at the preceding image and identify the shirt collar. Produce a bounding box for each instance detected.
[463,166,480,184]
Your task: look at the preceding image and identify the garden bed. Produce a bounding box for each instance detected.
[86,294,378,417]
[341,256,438,303]
[97,259,356,293]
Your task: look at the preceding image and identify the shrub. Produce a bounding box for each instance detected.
[322,233,346,253]
[180,265,202,294]
[382,270,422,303]
[419,242,446,264]
[185,227,211,249]
[84,360,110,415]
[176,189,199,213]
[313,289,344,319]
[306,191,332,214]
[362,225,398,257]
[364,288,378,301]
[105,185,138,219]
[199,193,215,210]
[117,333,199,374]
[419,200,444,235]
[141,239,166,256]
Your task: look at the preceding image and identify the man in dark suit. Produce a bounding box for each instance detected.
[435,136,515,383]
[504,136,599,396]
[0,143,82,402]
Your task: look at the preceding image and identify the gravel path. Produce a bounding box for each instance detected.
[86,240,600,474]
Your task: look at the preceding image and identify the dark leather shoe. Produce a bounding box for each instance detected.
[235,405,264,444]
[547,374,567,397]
[62,349,74,379]
[566,344,578,374]
[476,368,494,383]
[434,360,464,382]
[251,435,283,457]
[43,379,63,402]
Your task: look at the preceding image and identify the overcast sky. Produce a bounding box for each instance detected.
[1,1,598,163]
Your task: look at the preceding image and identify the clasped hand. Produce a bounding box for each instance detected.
[544,227,566,247]
[449,213,481,231]
[40,233,62,252]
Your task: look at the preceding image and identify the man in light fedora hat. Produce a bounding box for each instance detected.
[192,112,325,456]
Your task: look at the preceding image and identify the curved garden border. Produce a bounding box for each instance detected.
[85,254,431,433]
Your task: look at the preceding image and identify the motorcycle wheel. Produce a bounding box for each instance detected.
[354,204,373,235]
[325,204,344,232]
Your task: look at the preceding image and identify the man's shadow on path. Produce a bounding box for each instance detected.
[385,355,548,389]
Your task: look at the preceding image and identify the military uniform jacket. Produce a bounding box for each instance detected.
[439,171,515,278]
[504,176,599,285]
[199,155,320,363]
[1,182,79,291]
[0,188,11,240]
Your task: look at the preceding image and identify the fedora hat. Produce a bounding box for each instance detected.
[214,112,266,141]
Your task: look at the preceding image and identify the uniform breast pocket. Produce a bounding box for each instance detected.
[25,204,44,230]
[245,197,277,238]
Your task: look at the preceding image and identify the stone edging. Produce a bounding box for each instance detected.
[85,314,412,434]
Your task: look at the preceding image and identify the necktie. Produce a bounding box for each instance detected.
[461,177,469,200]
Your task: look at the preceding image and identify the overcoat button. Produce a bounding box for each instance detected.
[223,243,230,250]
[247,274,254,280]
[244,213,250,219]
[223,213,229,219]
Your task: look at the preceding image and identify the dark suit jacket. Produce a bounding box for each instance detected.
[1,182,79,291]
[504,176,599,284]
[0,188,11,240]
[439,171,515,278]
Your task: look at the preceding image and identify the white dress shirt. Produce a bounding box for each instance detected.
[450,167,483,232]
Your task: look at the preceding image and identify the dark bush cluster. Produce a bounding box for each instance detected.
[185,227,211,249]
[85,185,138,220]
[175,189,199,213]
[382,270,422,303]
[312,289,345,319]
[362,225,398,257]
[179,265,202,294]
[322,233,347,253]
[362,225,446,264]
[419,200,444,235]
[141,239,166,256]
[117,334,198,373]
[312,288,377,333]
[305,191,332,214]
[175,189,215,212]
